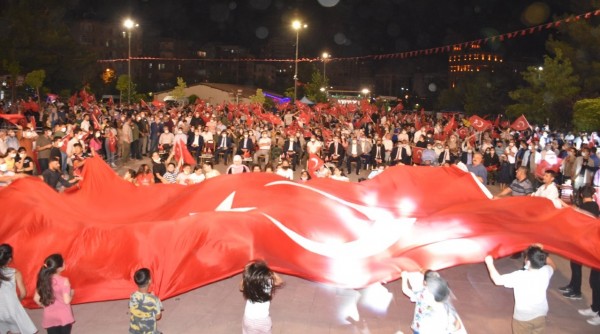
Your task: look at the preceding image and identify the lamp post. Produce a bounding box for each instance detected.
[123,18,137,105]
[292,20,307,102]
[322,52,330,83]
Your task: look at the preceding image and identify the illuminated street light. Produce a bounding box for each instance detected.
[123,18,138,105]
[361,88,370,96]
[292,20,307,102]
[322,52,330,83]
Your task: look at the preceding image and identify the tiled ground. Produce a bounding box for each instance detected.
[23,255,598,333]
[21,157,599,333]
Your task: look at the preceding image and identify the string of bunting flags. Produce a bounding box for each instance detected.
[98,9,600,64]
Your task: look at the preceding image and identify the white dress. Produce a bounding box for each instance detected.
[0,267,37,334]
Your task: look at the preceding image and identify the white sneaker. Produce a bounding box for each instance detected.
[579,308,599,317]
[587,315,600,325]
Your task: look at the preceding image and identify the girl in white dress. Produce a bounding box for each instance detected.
[0,244,37,334]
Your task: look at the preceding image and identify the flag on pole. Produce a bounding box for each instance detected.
[510,115,531,131]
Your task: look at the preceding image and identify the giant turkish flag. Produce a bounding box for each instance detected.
[1,157,599,308]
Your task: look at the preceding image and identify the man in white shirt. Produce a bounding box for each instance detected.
[532,170,561,208]
[253,131,272,165]
[485,245,556,334]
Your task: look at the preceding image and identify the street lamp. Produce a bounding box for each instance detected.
[123,18,138,105]
[322,52,330,83]
[292,20,307,102]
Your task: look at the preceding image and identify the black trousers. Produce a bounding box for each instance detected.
[47,324,72,334]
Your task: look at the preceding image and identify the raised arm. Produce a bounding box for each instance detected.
[484,255,504,286]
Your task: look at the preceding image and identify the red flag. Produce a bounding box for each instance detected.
[415,114,422,130]
[90,113,101,130]
[510,115,531,131]
[140,100,151,110]
[493,115,500,128]
[3,155,600,307]
[152,100,166,108]
[307,153,324,179]
[457,127,468,139]
[411,146,424,165]
[173,139,196,166]
[393,103,404,112]
[69,93,77,108]
[468,115,492,132]
[0,114,26,125]
[443,116,456,135]
[107,96,114,107]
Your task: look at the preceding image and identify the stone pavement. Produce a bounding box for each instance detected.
[22,157,599,333]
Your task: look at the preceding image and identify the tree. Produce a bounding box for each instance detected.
[507,50,580,126]
[2,60,21,102]
[303,68,329,103]
[572,98,600,132]
[172,77,187,100]
[0,0,96,93]
[436,72,514,115]
[546,19,600,98]
[116,75,136,104]
[249,89,266,106]
[24,69,46,104]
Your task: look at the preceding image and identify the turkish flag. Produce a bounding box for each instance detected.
[443,116,456,134]
[152,100,165,108]
[411,146,424,165]
[2,156,600,308]
[307,153,324,178]
[468,115,491,131]
[173,139,196,166]
[510,115,531,131]
[457,127,468,139]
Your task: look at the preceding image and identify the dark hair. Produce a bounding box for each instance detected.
[242,260,276,303]
[525,245,548,269]
[0,244,13,286]
[134,268,151,287]
[581,185,596,199]
[424,270,450,302]
[544,170,556,179]
[36,254,64,306]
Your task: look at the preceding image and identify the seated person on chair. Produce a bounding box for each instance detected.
[236,131,254,158]
[187,127,205,162]
[283,135,301,171]
[346,137,363,175]
[327,136,346,168]
[253,131,272,165]
[214,130,233,164]
[370,138,386,167]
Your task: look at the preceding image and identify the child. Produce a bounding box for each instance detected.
[0,244,37,334]
[401,270,467,334]
[129,268,163,334]
[240,260,283,334]
[496,154,512,190]
[34,253,75,334]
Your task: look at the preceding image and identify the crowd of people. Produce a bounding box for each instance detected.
[1,99,600,194]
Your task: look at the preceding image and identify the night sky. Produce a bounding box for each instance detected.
[70,0,580,59]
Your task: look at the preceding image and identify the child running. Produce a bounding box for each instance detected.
[240,260,283,334]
